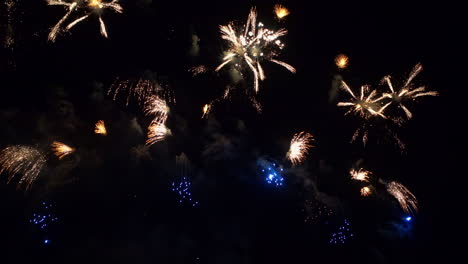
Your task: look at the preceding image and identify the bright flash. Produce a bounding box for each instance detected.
[335,54,349,69]
[51,141,75,160]
[360,186,372,197]
[202,104,211,119]
[287,132,314,166]
[94,120,107,135]
[274,4,290,19]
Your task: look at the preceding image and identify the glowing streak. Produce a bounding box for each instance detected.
[338,81,387,119]
[270,59,296,73]
[202,104,211,119]
[99,17,108,38]
[48,1,78,42]
[287,132,314,166]
[94,120,107,135]
[0,146,47,190]
[386,181,418,215]
[144,96,169,124]
[66,15,89,30]
[51,142,75,160]
[274,4,290,19]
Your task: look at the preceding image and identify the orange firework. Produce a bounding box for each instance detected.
[94,120,107,135]
[274,4,290,19]
[51,141,75,160]
[360,186,372,197]
[335,54,349,69]
[146,122,170,146]
[350,168,371,182]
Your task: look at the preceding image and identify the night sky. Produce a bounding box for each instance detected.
[0,1,460,263]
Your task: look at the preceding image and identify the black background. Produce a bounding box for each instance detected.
[0,1,462,263]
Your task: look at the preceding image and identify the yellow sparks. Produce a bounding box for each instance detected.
[338,81,387,119]
[287,132,314,166]
[202,104,211,119]
[335,54,349,69]
[274,4,290,19]
[350,168,371,182]
[51,141,75,160]
[146,122,170,146]
[360,186,372,197]
[386,181,418,215]
[94,120,107,135]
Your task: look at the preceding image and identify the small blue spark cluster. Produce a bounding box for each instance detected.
[171,177,199,207]
[261,163,284,187]
[329,219,354,244]
[29,202,59,230]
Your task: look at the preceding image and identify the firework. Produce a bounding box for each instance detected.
[360,186,372,197]
[274,4,290,19]
[172,154,199,206]
[386,181,418,215]
[350,168,371,182]
[329,219,354,244]
[146,122,170,146]
[338,81,387,119]
[144,95,169,124]
[377,64,438,120]
[335,54,349,69]
[189,65,209,76]
[108,78,175,106]
[216,7,295,93]
[287,132,314,166]
[48,0,123,42]
[51,142,75,160]
[3,0,16,48]
[94,120,107,135]
[202,104,212,119]
[0,146,47,190]
[258,159,285,187]
[30,201,59,230]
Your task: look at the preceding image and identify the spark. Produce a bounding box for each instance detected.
[48,0,123,42]
[287,132,314,166]
[51,141,75,160]
[386,181,418,215]
[3,0,17,48]
[360,186,372,197]
[146,122,170,146]
[216,7,295,93]
[0,146,47,190]
[377,64,438,120]
[143,95,170,124]
[350,168,371,182]
[335,54,349,69]
[258,159,284,187]
[29,201,59,230]
[202,104,212,119]
[189,65,209,76]
[274,4,290,19]
[94,120,107,135]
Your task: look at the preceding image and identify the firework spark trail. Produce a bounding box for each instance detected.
[0,146,47,190]
[216,7,295,93]
[274,4,290,19]
[51,142,75,160]
[377,64,438,120]
[48,0,123,41]
[146,122,170,146]
[202,104,212,119]
[189,65,209,76]
[350,168,371,182]
[386,181,418,214]
[360,186,372,197]
[338,81,386,118]
[3,0,17,48]
[108,79,175,106]
[94,120,107,135]
[144,95,169,124]
[48,1,78,42]
[287,132,314,166]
